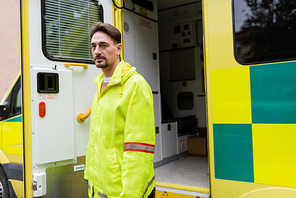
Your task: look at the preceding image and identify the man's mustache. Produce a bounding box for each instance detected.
[95,55,105,59]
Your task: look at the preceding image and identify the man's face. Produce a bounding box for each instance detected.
[91,31,121,69]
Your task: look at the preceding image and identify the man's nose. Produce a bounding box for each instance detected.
[94,45,101,55]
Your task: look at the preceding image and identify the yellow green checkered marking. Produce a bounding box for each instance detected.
[212,62,296,188]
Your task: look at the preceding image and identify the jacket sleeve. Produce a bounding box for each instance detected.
[120,81,155,198]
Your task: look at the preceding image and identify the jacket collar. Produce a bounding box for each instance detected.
[94,59,137,86]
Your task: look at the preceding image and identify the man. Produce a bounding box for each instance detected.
[84,21,155,198]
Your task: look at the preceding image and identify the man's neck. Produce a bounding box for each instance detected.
[102,59,121,77]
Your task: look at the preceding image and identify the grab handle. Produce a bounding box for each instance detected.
[77,104,92,122]
[64,63,88,69]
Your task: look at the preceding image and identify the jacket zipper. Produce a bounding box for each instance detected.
[97,81,121,101]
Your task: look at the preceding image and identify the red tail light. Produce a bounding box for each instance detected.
[39,102,46,117]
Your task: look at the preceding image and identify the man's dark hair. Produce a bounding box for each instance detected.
[90,21,121,44]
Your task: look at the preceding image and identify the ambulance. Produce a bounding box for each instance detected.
[1,0,296,197]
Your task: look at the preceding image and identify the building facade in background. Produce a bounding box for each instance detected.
[0,0,20,100]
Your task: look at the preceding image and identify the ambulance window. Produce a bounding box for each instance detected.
[42,0,103,63]
[233,0,296,64]
[11,78,21,116]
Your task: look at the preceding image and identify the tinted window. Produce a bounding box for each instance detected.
[42,0,103,62]
[11,78,21,116]
[234,0,296,64]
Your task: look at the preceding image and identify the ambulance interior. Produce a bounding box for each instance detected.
[123,0,208,188]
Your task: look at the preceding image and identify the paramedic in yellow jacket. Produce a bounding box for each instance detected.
[84,22,155,198]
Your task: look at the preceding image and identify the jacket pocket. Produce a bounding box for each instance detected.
[107,149,122,190]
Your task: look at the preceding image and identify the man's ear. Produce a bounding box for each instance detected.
[116,43,122,55]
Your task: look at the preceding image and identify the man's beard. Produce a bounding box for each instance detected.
[96,62,109,69]
[94,56,109,69]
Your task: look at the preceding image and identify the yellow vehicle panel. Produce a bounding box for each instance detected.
[204,0,296,197]
[0,121,2,149]
[10,180,23,198]
[2,115,23,157]
[0,115,23,197]
[156,190,206,198]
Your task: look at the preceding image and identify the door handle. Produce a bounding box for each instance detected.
[77,104,92,122]
[64,63,88,69]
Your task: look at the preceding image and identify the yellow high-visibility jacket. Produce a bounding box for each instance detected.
[84,60,155,198]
